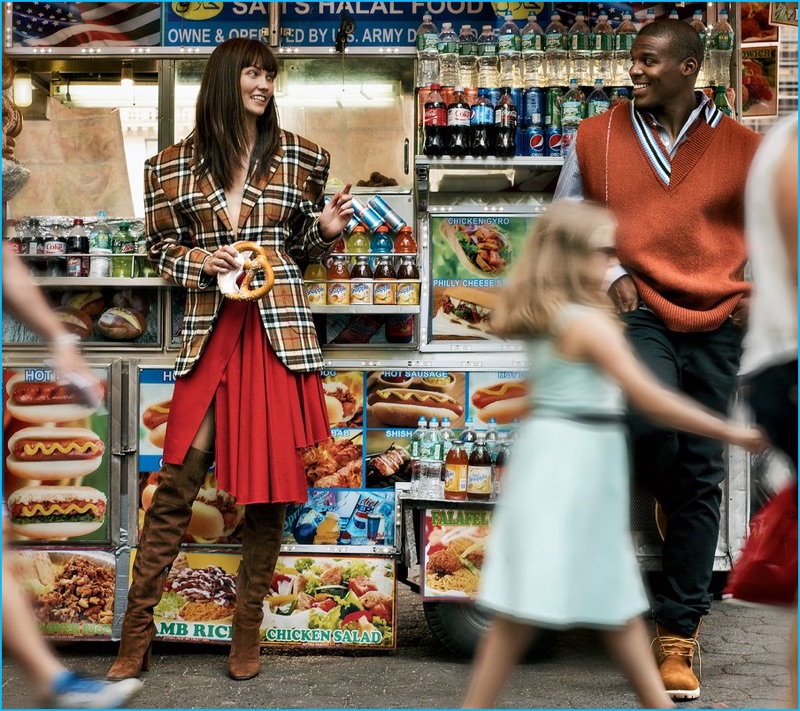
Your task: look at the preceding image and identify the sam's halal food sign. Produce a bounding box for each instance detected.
[140,551,396,649]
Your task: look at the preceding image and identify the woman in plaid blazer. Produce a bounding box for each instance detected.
[108,38,353,683]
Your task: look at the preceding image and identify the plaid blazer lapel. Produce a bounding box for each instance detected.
[189,154,232,234]
[239,142,285,229]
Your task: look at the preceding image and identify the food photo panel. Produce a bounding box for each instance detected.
[467,371,531,427]
[3,365,111,544]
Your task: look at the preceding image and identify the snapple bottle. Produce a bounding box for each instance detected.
[467,434,492,500]
[444,440,468,500]
[303,259,328,306]
[326,256,351,305]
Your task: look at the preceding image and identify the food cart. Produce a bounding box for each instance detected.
[3,1,795,657]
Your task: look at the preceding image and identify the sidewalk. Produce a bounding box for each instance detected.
[1,588,793,709]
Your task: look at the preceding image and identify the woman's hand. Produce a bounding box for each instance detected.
[202,244,241,276]
[319,183,354,240]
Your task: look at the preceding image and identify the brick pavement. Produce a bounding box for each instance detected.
[1,586,793,709]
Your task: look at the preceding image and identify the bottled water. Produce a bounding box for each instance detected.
[498,12,522,88]
[415,14,439,88]
[688,10,709,89]
[544,14,568,86]
[521,12,545,88]
[460,416,479,455]
[476,24,499,88]
[669,9,680,21]
[409,416,427,496]
[484,417,500,462]
[88,210,112,277]
[440,416,456,456]
[586,78,610,117]
[457,24,478,89]
[592,14,614,85]
[641,8,656,28]
[614,12,637,87]
[437,22,459,88]
[419,417,444,497]
[568,12,592,86]
[560,78,586,155]
[709,9,733,88]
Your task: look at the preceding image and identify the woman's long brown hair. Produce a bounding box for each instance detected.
[194,38,280,190]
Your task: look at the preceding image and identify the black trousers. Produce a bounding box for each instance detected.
[744,360,798,473]
[620,308,743,637]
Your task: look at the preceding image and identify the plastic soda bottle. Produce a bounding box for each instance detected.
[494,87,518,158]
[423,83,447,157]
[111,221,138,278]
[346,223,370,265]
[394,226,417,254]
[447,85,472,156]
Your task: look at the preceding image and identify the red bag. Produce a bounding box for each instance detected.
[725,482,798,606]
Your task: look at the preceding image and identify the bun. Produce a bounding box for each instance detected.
[442,287,500,309]
[439,287,499,333]
[325,395,345,427]
[6,426,104,479]
[367,388,464,428]
[5,373,98,423]
[148,422,167,449]
[7,485,106,540]
[472,381,530,424]
[112,290,150,317]
[97,307,146,341]
[141,484,225,541]
[61,291,104,317]
[53,306,93,339]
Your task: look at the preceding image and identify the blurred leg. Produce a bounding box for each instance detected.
[462,616,537,709]
[600,617,674,709]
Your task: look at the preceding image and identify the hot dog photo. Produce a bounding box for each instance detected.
[138,368,177,469]
[322,371,363,429]
[3,366,111,543]
[468,373,531,426]
[365,371,466,429]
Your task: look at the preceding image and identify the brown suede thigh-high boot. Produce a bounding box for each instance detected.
[228,503,286,680]
[107,447,214,680]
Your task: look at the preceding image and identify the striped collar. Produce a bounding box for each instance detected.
[630,92,723,185]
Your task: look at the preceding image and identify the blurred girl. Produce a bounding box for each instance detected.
[463,201,764,709]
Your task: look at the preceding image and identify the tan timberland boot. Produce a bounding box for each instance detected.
[653,622,702,701]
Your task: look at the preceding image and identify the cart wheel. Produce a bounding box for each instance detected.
[422,601,492,658]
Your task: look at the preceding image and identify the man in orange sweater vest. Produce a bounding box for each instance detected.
[555,19,761,701]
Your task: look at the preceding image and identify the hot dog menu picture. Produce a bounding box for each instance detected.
[429,215,535,342]
[3,366,111,544]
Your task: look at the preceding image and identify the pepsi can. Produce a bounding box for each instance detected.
[545,125,562,157]
[368,195,407,233]
[479,87,501,107]
[509,88,524,124]
[523,87,544,127]
[524,125,545,156]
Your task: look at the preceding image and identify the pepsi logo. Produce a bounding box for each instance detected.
[528,132,544,151]
[548,133,562,150]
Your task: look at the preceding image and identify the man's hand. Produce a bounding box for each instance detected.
[731,296,750,331]
[607,275,640,313]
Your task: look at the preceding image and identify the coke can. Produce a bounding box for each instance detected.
[545,87,563,127]
[368,196,407,233]
[545,125,562,157]
[524,125,545,156]
[479,87,501,107]
[523,87,544,127]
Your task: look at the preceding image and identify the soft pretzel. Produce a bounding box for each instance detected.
[224,241,275,301]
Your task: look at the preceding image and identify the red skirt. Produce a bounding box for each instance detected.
[162,299,330,505]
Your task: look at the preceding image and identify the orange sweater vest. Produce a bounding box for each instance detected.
[576,104,761,332]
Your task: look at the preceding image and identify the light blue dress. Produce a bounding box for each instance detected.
[477,306,650,628]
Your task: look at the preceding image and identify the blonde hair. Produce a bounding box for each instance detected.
[492,200,617,338]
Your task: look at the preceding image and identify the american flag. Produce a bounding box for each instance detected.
[12,2,161,47]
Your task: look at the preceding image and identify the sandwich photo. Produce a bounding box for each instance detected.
[6,427,105,480]
[439,221,513,277]
[7,485,107,539]
[435,287,499,337]
[140,471,244,545]
[5,373,101,423]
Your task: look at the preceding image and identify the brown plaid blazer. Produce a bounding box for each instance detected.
[145,130,336,376]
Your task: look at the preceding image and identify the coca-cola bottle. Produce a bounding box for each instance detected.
[447,85,471,156]
[470,93,494,157]
[494,87,517,158]
[423,83,447,157]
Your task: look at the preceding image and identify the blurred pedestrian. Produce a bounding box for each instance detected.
[554,19,761,699]
[462,201,765,710]
[740,113,797,707]
[107,38,352,682]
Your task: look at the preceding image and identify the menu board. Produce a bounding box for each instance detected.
[421,509,492,602]
[145,551,396,649]
[428,215,535,343]
[9,548,115,639]
[3,365,112,544]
